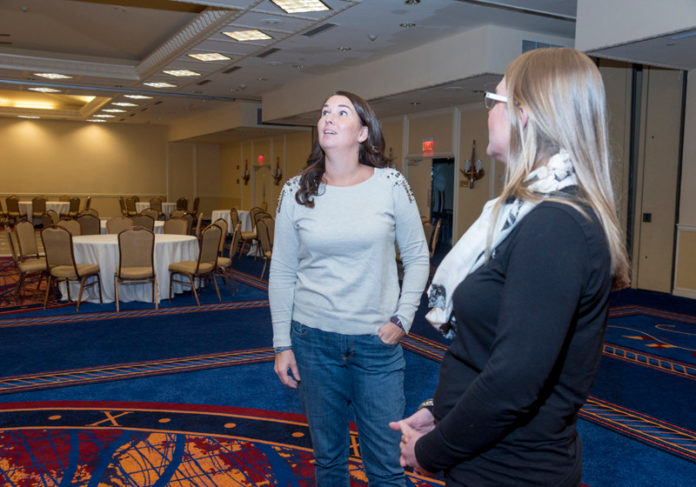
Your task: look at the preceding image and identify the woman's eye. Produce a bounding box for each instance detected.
[339,110,347,116]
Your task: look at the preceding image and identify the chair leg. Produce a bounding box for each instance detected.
[76,277,86,312]
[114,275,120,312]
[43,275,52,309]
[15,272,26,297]
[260,259,267,279]
[189,275,200,306]
[153,276,159,310]
[169,272,174,301]
[96,274,103,304]
[211,273,221,302]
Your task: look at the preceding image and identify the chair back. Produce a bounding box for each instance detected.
[141,208,159,221]
[47,209,59,224]
[256,218,273,254]
[150,197,163,212]
[118,197,127,216]
[56,219,81,235]
[77,213,100,235]
[78,208,99,217]
[181,213,194,234]
[32,196,47,216]
[15,220,39,257]
[163,217,188,235]
[230,208,240,228]
[125,197,137,215]
[229,223,241,258]
[249,207,265,227]
[84,196,92,210]
[117,227,155,278]
[106,216,133,234]
[132,214,155,232]
[41,213,53,228]
[41,226,76,270]
[68,197,81,217]
[212,218,228,254]
[197,224,222,272]
[176,197,188,211]
[190,196,200,213]
[170,209,186,218]
[6,228,21,264]
[131,195,140,203]
[258,214,274,246]
[6,195,19,213]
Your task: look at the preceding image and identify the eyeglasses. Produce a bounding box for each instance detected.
[483,91,508,110]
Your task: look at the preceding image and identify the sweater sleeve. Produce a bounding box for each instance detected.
[415,206,592,471]
[269,180,301,348]
[392,171,430,332]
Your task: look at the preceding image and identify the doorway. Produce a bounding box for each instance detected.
[431,158,454,251]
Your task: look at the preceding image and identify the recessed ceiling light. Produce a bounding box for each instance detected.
[28,87,61,93]
[400,23,416,28]
[94,114,115,118]
[34,72,72,79]
[163,69,201,77]
[123,95,152,100]
[102,109,126,113]
[405,0,420,4]
[144,82,177,88]
[271,0,329,13]
[113,102,138,107]
[87,119,107,123]
[18,115,40,119]
[188,52,230,62]
[223,30,272,41]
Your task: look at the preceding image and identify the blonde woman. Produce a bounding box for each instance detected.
[391,48,629,486]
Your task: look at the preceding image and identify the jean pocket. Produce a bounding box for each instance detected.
[291,320,309,337]
[375,333,399,348]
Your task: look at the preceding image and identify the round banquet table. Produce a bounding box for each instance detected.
[99,219,164,234]
[135,201,177,219]
[19,200,70,217]
[59,234,199,304]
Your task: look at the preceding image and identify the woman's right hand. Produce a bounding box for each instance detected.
[274,349,301,389]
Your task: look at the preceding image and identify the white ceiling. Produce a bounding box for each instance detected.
[0,0,692,138]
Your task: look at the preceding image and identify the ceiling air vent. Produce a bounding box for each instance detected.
[303,23,335,37]
[257,48,280,58]
[522,39,563,53]
[223,66,241,74]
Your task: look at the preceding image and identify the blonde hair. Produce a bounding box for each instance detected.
[494,47,629,288]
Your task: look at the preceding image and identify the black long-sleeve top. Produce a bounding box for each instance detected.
[415,200,612,486]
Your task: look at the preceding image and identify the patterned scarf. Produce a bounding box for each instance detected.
[426,150,578,338]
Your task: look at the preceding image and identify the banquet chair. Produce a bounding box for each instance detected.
[6,227,47,298]
[132,214,155,232]
[239,207,265,256]
[32,196,47,221]
[193,212,204,237]
[131,195,140,203]
[176,196,188,211]
[187,197,200,218]
[106,216,133,234]
[68,197,81,219]
[181,213,194,234]
[41,225,102,311]
[168,223,221,306]
[77,213,101,235]
[230,208,240,229]
[256,217,273,279]
[0,201,7,225]
[56,219,81,236]
[114,227,157,312]
[118,197,128,216]
[6,195,21,224]
[15,220,42,260]
[149,197,164,218]
[84,196,92,211]
[125,197,138,217]
[78,208,99,217]
[141,208,159,221]
[163,217,188,235]
[215,221,239,295]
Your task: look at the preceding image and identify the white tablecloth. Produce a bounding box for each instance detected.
[60,234,199,304]
[210,209,252,234]
[135,201,177,219]
[99,219,164,234]
[19,201,70,216]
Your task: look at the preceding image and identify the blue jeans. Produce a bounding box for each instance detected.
[291,321,406,487]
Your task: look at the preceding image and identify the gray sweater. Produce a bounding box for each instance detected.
[269,167,430,348]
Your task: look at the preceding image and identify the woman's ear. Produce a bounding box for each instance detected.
[518,105,529,128]
[358,125,368,143]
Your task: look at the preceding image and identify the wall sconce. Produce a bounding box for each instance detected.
[242,159,250,185]
[272,156,283,185]
[460,139,484,188]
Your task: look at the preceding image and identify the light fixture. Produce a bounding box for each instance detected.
[34,73,72,79]
[18,115,40,119]
[144,81,177,88]
[400,23,416,28]
[93,114,115,118]
[124,94,153,100]
[405,0,421,4]
[223,30,272,41]
[113,102,138,107]
[337,46,351,51]
[102,109,126,113]
[28,87,61,93]
[87,119,107,123]
[188,52,230,61]
[163,69,201,77]
[271,0,329,13]
[460,140,485,189]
